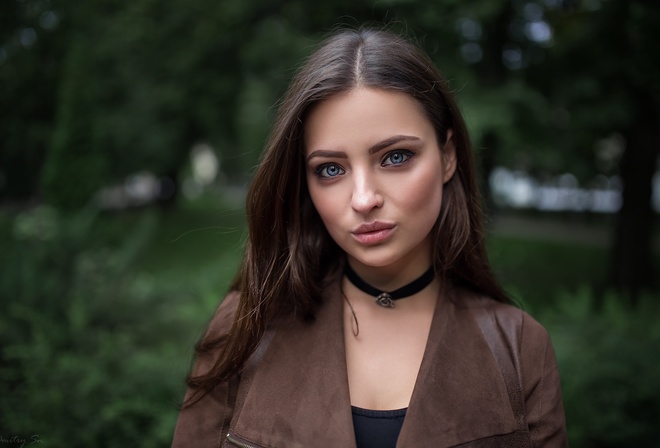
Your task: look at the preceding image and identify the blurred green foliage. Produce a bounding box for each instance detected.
[0,202,244,445]
[544,289,660,447]
[41,39,109,210]
[2,0,657,196]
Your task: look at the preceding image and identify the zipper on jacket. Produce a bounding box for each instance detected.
[226,430,265,448]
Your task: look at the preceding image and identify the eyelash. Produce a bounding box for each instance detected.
[313,149,415,179]
[315,164,345,178]
[382,149,414,166]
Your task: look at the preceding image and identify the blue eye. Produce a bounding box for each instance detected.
[382,150,413,166]
[316,163,345,178]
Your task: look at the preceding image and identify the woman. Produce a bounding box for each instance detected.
[172,28,567,447]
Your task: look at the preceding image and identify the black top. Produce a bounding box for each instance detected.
[352,406,407,448]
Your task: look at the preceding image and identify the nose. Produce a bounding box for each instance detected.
[351,171,383,214]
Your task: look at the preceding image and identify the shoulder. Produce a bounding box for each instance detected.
[455,290,550,350]
[486,300,551,360]
[204,290,241,340]
[172,292,241,448]
[191,291,241,377]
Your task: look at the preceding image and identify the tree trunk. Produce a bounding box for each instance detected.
[611,92,659,301]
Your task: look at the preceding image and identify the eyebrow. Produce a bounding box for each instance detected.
[306,135,421,162]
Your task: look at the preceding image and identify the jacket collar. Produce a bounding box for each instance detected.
[231,276,518,447]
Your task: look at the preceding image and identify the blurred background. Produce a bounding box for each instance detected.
[1,0,659,446]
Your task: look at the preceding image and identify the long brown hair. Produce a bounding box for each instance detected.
[186,27,509,399]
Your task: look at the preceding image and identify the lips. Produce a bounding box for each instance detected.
[351,221,396,245]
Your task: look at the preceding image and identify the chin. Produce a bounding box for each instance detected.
[345,247,403,269]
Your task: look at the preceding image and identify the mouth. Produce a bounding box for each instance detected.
[351,221,396,245]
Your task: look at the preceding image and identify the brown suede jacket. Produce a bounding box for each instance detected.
[172,277,567,448]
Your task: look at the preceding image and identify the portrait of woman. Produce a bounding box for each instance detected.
[172,27,567,447]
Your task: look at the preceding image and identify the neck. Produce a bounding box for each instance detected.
[344,263,435,308]
[341,263,439,311]
[345,256,433,292]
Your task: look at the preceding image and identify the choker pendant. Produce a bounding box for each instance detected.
[344,263,435,308]
[376,293,395,308]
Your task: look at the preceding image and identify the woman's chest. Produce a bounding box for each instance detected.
[343,304,433,410]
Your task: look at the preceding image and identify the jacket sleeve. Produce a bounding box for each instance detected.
[171,292,240,448]
[520,313,568,447]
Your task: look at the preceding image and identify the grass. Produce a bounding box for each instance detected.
[488,236,610,310]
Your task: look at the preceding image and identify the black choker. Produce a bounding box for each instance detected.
[344,263,435,308]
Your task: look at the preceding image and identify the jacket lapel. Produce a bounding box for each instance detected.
[230,276,356,448]
[397,290,519,447]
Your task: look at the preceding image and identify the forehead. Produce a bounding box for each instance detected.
[303,88,434,154]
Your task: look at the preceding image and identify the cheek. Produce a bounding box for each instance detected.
[308,186,342,232]
[398,169,445,221]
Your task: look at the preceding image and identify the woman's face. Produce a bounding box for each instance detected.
[304,88,456,276]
